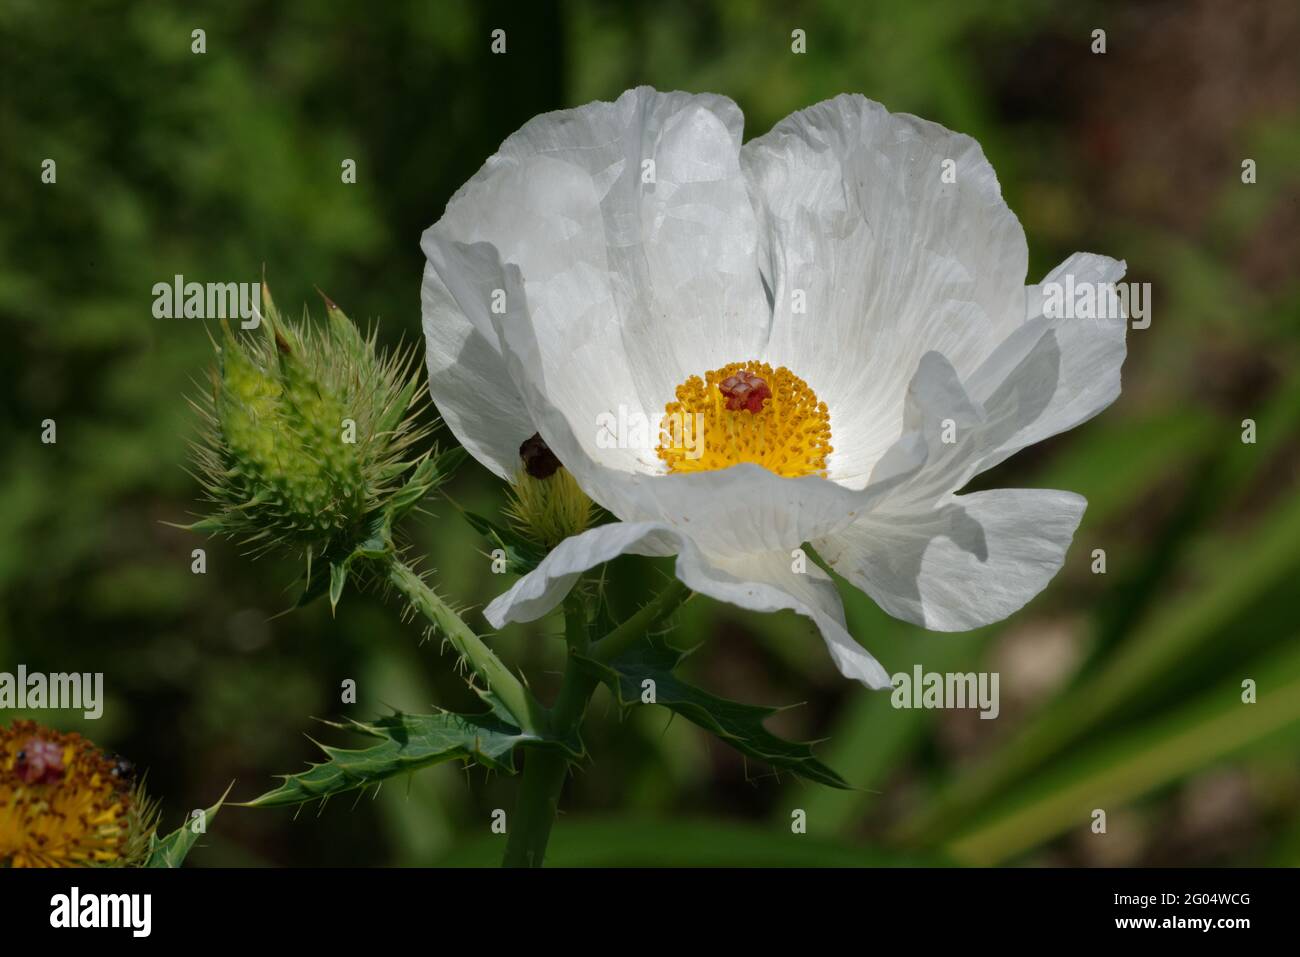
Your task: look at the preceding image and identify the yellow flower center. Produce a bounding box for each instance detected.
[656,361,832,478]
[0,721,140,868]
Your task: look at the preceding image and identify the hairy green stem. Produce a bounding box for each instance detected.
[592,578,691,663]
[501,579,691,867]
[502,593,591,867]
[501,747,570,867]
[386,557,543,733]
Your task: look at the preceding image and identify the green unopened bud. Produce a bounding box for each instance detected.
[505,433,595,549]
[188,281,430,569]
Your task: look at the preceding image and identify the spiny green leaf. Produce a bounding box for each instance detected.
[145,783,232,868]
[242,710,577,808]
[576,643,850,790]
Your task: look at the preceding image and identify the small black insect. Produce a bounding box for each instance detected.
[519,432,562,479]
[106,753,136,782]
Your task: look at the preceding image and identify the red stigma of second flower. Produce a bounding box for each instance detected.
[15,737,65,785]
[718,370,772,413]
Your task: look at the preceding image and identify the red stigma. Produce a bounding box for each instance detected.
[15,737,65,785]
[718,370,771,413]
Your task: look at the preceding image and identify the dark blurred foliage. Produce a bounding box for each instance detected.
[1,0,1297,865]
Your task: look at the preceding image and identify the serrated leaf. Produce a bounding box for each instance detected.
[145,784,232,868]
[242,710,578,808]
[460,509,545,573]
[576,643,850,790]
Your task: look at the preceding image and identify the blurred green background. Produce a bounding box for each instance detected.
[2,0,1298,866]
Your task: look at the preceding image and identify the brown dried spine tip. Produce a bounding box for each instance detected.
[519,432,562,479]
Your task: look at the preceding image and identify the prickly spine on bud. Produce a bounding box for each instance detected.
[504,433,595,548]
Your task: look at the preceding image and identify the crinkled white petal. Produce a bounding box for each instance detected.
[422,86,771,479]
[870,255,1127,510]
[969,252,1128,473]
[483,520,891,689]
[420,256,530,479]
[679,547,892,689]
[483,521,680,628]
[879,349,1012,509]
[742,94,1029,488]
[815,488,1086,632]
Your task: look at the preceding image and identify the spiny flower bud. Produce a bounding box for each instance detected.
[187,281,439,606]
[505,433,595,549]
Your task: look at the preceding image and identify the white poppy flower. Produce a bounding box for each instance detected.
[421,87,1127,689]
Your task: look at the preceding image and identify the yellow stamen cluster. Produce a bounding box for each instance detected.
[0,720,148,867]
[656,361,832,478]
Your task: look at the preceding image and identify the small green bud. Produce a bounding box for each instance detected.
[188,281,431,574]
[505,433,595,549]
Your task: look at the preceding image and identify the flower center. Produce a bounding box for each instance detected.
[2,720,139,867]
[656,360,831,478]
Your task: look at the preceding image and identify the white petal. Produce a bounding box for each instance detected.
[815,488,1086,632]
[420,257,530,479]
[742,94,1029,488]
[423,87,771,478]
[880,349,1011,508]
[678,547,892,689]
[602,444,927,554]
[483,521,680,628]
[484,520,892,689]
[873,255,1127,508]
[969,252,1128,473]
